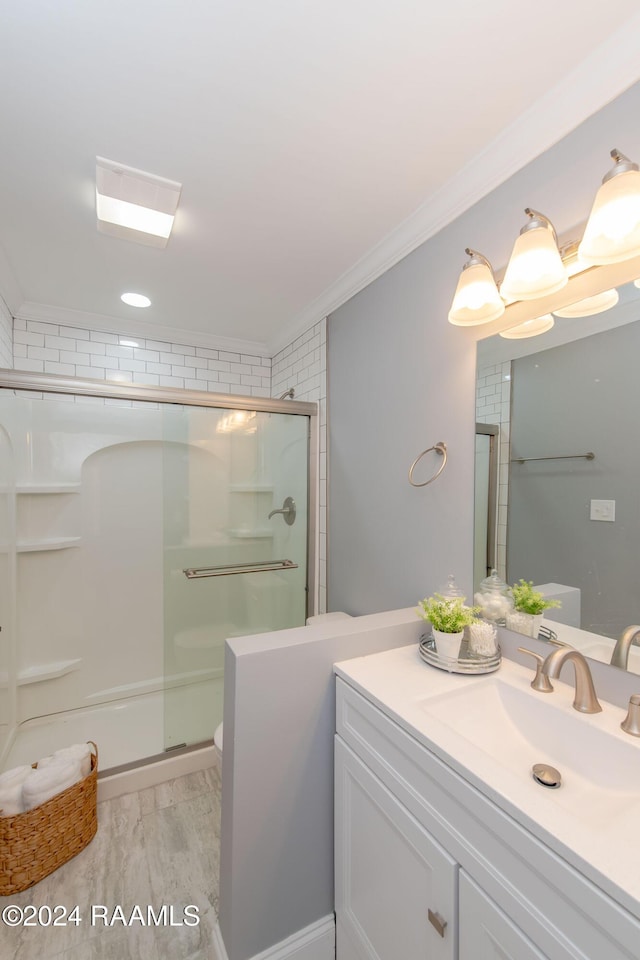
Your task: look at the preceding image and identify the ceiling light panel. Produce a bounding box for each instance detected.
[96,157,181,248]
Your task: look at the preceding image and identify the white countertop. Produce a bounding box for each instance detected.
[335,643,640,920]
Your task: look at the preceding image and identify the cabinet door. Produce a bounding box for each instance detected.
[459,872,548,960]
[335,737,456,960]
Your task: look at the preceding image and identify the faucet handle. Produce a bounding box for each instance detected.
[621,694,640,737]
[518,647,554,693]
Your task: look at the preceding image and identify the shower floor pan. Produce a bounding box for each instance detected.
[5,678,220,774]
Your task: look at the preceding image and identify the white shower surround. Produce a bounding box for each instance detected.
[5,686,220,800]
[0,385,311,774]
[9,311,328,613]
[0,307,326,776]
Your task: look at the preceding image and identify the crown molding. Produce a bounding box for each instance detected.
[268,17,640,355]
[16,301,270,357]
[0,293,12,328]
[0,242,23,317]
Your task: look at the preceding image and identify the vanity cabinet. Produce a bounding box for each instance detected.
[335,738,456,959]
[459,870,548,960]
[458,872,546,960]
[334,675,640,960]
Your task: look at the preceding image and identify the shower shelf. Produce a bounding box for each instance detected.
[229,484,273,493]
[17,536,81,552]
[15,483,81,494]
[229,528,274,539]
[17,659,82,686]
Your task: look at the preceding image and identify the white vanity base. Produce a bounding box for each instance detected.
[335,646,640,960]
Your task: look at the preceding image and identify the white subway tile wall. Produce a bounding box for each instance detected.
[12,318,272,396]
[0,300,12,368]
[476,360,511,580]
[8,313,328,615]
[271,318,327,614]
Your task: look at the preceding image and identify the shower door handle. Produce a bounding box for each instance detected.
[268,496,296,525]
[183,559,298,579]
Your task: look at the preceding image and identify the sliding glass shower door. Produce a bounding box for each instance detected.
[0,425,15,766]
[162,403,309,751]
[0,373,314,774]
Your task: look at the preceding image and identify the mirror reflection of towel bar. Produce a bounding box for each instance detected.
[183,559,298,579]
[510,452,595,464]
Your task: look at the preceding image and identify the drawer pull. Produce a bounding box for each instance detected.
[428,908,447,937]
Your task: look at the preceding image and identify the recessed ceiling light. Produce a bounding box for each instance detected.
[121,292,151,308]
[96,157,181,248]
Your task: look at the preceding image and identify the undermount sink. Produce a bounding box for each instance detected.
[419,671,640,826]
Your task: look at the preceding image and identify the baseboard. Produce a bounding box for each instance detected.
[212,915,335,960]
[97,743,216,802]
[212,922,229,960]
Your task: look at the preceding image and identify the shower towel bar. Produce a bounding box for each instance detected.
[408,442,447,487]
[510,452,595,464]
[183,558,298,579]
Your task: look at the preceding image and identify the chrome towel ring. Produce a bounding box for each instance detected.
[408,442,447,487]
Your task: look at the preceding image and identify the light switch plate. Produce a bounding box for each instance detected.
[590,499,615,522]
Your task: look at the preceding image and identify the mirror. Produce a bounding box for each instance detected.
[476,277,640,674]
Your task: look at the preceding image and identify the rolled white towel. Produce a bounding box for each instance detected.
[51,743,93,778]
[35,754,56,769]
[0,765,32,817]
[22,758,82,811]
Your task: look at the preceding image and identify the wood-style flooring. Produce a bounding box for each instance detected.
[0,763,221,959]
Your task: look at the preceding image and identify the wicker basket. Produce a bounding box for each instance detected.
[0,741,98,895]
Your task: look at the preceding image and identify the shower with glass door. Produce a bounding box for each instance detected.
[0,373,316,774]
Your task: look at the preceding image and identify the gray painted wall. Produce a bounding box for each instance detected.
[218,610,425,960]
[218,79,640,960]
[327,239,477,612]
[327,80,640,615]
[508,320,640,637]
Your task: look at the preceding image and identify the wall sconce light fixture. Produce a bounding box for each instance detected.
[499,314,554,340]
[449,147,640,338]
[447,249,504,326]
[500,209,567,301]
[553,288,619,318]
[578,150,640,265]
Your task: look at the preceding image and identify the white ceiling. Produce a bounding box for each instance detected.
[1,1,640,355]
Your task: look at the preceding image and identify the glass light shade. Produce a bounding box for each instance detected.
[448,261,505,326]
[499,314,554,339]
[553,289,619,318]
[635,278,640,289]
[500,226,568,301]
[578,169,640,265]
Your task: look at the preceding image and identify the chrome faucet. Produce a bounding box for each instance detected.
[540,647,602,714]
[610,625,640,670]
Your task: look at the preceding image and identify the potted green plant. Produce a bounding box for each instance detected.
[417,593,480,660]
[505,580,561,638]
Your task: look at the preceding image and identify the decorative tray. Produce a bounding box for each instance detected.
[418,634,501,675]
